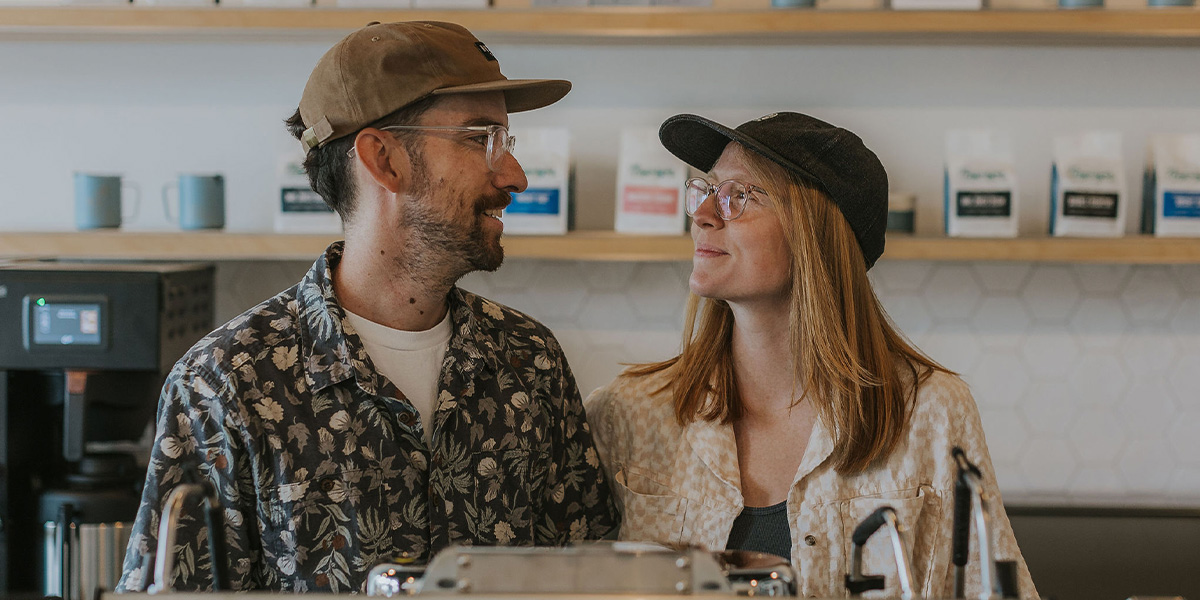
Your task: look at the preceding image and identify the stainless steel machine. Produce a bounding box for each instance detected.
[0,259,215,600]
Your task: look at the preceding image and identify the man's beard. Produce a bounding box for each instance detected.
[398,149,507,290]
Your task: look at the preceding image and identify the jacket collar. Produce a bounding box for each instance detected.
[683,398,836,500]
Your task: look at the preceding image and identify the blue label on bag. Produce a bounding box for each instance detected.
[507,189,561,215]
[1163,191,1200,218]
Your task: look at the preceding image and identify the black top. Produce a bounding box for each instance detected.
[726,501,791,560]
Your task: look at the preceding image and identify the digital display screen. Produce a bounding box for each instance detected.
[32,302,104,346]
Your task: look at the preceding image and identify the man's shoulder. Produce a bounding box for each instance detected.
[458,287,557,346]
[176,283,305,382]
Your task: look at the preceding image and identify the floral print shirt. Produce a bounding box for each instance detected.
[116,242,619,593]
[586,367,1039,600]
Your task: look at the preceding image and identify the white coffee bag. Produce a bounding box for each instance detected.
[274,156,341,234]
[944,130,1019,238]
[1051,132,1127,237]
[1142,134,1200,237]
[504,128,571,236]
[614,129,688,235]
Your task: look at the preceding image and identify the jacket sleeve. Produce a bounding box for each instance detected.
[534,334,621,543]
[926,377,1040,600]
[115,363,258,592]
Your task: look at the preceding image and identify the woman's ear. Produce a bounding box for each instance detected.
[353,128,410,194]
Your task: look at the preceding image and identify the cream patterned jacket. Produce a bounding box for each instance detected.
[585,367,1038,600]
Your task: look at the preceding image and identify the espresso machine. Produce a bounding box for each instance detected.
[0,259,215,600]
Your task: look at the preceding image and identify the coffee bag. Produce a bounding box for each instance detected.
[944,130,1019,237]
[504,128,572,236]
[615,128,688,235]
[1142,134,1200,237]
[1051,132,1127,237]
[274,156,340,234]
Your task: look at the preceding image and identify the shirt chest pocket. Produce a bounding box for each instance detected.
[837,486,941,598]
[468,448,550,545]
[262,467,392,590]
[612,468,688,547]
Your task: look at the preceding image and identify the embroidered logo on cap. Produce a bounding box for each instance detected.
[476,42,497,62]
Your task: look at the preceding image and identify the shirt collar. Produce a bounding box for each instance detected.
[295,243,496,394]
[446,287,503,378]
[295,242,359,394]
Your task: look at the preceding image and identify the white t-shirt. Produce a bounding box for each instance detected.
[343,308,452,446]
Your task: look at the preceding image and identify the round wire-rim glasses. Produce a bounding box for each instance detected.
[684,177,771,221]
[346,124,516,172]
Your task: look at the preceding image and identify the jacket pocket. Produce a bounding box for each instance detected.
[838,486,941,598]
[262,467,391,592]
[612,468,688,547]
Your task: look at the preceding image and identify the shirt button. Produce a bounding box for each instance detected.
[804,535,817,546]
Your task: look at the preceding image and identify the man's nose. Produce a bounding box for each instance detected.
[494,152,528,194]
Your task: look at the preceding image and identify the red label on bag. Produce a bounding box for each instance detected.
[621,186,679,216]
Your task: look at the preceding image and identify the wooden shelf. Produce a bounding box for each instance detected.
[1,6,1200,43]
[0,231,694,262]
[3,231,1200,263]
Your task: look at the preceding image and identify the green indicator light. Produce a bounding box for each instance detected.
[36,298,46,306]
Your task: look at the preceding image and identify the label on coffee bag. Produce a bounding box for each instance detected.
[944,130,1019,237]
[956,190,1012,218]
[1050,133,1126,237]
[505,128,571,235]
[1144,134,1200,237]
[615,129,688,235]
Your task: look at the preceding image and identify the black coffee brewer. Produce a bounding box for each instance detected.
[0,260,214,600]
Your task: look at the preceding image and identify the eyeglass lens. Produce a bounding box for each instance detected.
[487,128,516,171]
[685,179,749,220]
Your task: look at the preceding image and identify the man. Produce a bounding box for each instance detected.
[116,21,619,593]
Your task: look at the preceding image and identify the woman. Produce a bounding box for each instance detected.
[585,112,1037,599]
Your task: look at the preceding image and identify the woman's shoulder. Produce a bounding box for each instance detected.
[897,365,981,438]
[898,365,990,459]
[585,366,680,432]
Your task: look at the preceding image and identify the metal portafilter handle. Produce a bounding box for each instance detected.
[844,506,917,600]
[951,446,1017,600]
[147,478,230,594]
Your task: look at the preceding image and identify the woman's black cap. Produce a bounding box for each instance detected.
[659,112,888,270]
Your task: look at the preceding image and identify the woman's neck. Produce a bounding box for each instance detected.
[728,296,802,416]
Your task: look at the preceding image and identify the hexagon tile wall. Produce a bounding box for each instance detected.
[216,259,1200,505]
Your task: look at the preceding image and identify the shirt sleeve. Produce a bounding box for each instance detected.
[535,334,622,544]
[115,363,258,592]
[927,377,1040,600]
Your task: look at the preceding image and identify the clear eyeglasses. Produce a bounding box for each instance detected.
[347,124,516,172]
[684,178,771,221]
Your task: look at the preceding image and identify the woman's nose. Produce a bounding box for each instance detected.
[690,194,724,229]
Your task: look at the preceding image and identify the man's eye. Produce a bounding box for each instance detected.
[468,134,489,146]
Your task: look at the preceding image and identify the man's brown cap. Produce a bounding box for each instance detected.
[299,21,571,150]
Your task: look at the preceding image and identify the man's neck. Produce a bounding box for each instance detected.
[334,234,455,332]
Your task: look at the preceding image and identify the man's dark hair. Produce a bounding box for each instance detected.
[284,95,439,221]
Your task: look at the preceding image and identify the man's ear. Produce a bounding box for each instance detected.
[353,128,410,194]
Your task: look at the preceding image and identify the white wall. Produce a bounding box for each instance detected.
[2,38,1199,232]
[3,34,1199,504]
